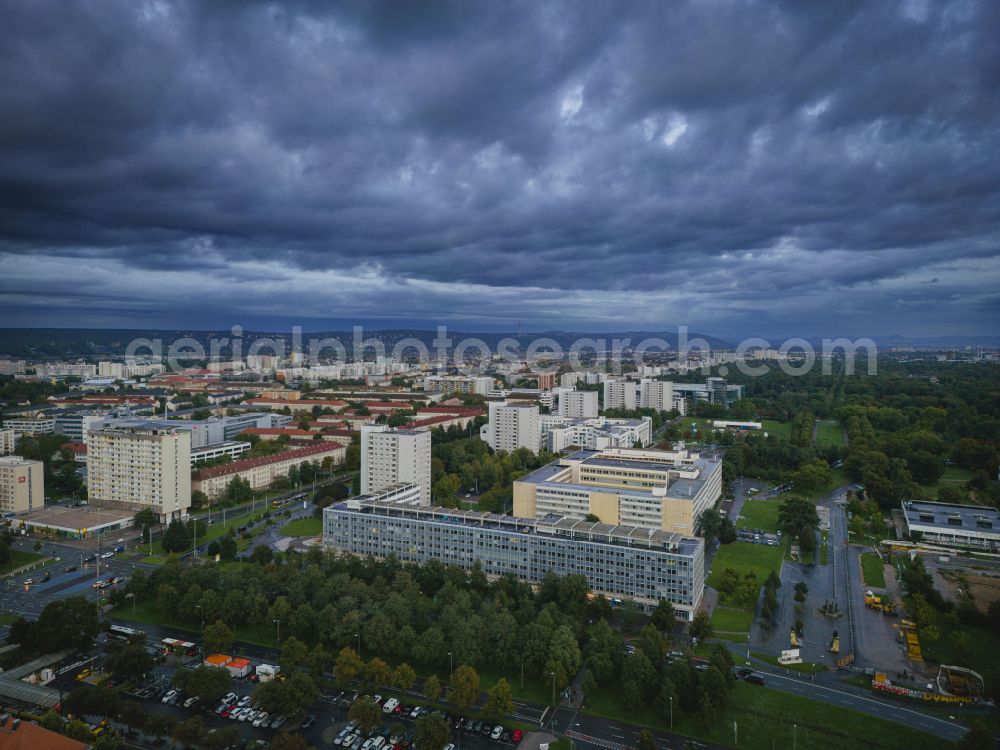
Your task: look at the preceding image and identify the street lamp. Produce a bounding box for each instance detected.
[355,632,361,658]
[550,671,556,708]
[669,696,673,731]
[274,618,281,644]
[793,723,797,750]
[448,651,454,683]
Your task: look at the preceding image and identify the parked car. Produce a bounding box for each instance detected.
[382,698,399,714]
[491,727,504,741]
[300,714,317,729]
[161,689,178,704]
[183,696,199,709]
[334,730,353,746]
[237,695,251,707]
[270,715,286,729]
[222,693,236,704]
[512,730,524,744]
[253,712,270,728]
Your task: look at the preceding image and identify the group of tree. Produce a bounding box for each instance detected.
[7,597,99,654]
[695,509,736,546]
[777,495,820,557]
[431,436,555,509]
[119,550,660,706]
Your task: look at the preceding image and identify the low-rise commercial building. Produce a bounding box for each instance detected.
[514,446,721,535]
[192,442,345,500]
[323,488,704,618]
[0,456,44,515]
[900,500,999,552]
[541,416,653,452]
[2,417,55,438]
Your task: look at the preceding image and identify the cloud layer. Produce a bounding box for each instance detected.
[1,0,998,336]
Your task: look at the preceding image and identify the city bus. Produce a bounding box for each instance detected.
[107,624,145,642]
[160,637,198,657]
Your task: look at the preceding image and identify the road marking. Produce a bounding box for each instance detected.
[567,729,630,750]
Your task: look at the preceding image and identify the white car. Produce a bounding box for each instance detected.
[237,695,251,707]
[370,738,386,750]
[222,692,236,703]
[229,707,245,720]
[242,709,257,723]
[444,745,456,750]
[254,712,270,728]
[382,698,399,714]
[161,689,178,704]
[372,694,383,706]
[101,551,114,559]
[334,731,353,746]
[491,726,503,741]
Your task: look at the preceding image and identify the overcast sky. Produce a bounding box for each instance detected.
[1,0,998,338]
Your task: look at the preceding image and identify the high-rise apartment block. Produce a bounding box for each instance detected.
[0,428,15,455]
[557,389,599,419]
[0,456,44,514]
[424,375,495,396]
[603,378,674,412]
[86,425,191,521]
[480,401,541,453]
[361,425,432,505]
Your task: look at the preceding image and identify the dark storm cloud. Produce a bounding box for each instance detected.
[0,0,998,335]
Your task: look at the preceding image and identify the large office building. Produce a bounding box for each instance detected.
[900,500,1000,552]
[0,456,44,515]
[2,417,55,438]
[86,424,192,521]
[361,425,432,505]
[671,377,743,406]
[540,416,653,453]
[514,446,722,535]
[480,401,541,453]
[323,489,705,619]
[54,411,111,443]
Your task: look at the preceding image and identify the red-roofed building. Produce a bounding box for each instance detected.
[240,427,314,441]
[192,442,345,499]
[63,441,88,457]
[0,716,89,750]
[245,398,347,414]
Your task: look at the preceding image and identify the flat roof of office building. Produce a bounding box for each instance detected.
[19,505,133,533]
[902,500,999,531]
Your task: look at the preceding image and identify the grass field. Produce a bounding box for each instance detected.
[583,681,950,750]
[761,420,792,440]
[708,542,784,589]
[815,420,845,448]
[6,550,44,572]
[736,499,781,533]
[919,465,975,501]
[710,606,753,634]
[281,517,322,537]
[677,418,713,439]
[860,553,886,588]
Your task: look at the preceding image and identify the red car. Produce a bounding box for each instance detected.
[512,730,524,744]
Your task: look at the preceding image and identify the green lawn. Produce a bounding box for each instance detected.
[583,681,951,750]
[281,517,323,537]
[708,542,784,589]
[761,420,792,440]
[801,467,849,501]
[710,606,752,634]
[677,418,714,439]
[736,499,781,533]
[6,549,45,572]
[860,553,886,588]
[918,465,976,501]
[815,420,845,448]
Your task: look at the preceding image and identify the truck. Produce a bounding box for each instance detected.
[256,664,280,683]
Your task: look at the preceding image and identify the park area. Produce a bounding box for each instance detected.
[281,517,323,537]
[708,541,785,587]
[736,498,781,533]
[815,420,845,448]
[761,419,792,440]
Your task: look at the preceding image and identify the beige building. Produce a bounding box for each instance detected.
[193,442,346,500]
[0,428,16,455]
[86,425,192,521]
[0,456,44,514]
[513,446,721,535]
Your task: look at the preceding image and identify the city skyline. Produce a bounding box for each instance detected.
[1,2,998,337]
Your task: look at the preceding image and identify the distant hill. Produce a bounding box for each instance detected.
[0,327,732,359]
